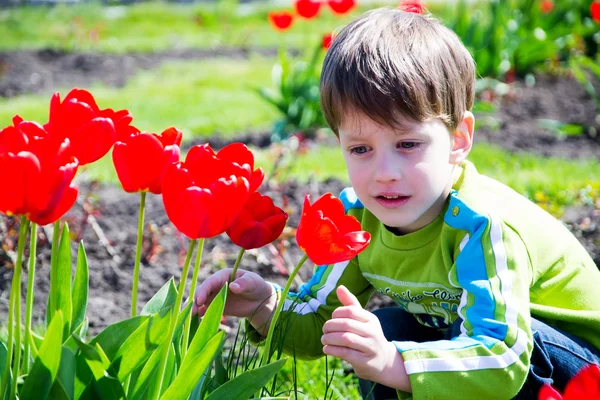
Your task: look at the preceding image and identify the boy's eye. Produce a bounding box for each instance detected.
[398,142,420,150]
[349,146,369,155]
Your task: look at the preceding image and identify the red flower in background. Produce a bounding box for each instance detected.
[296,193,370,265]
[540,0,554,13]
[328,0,356,15]
[538,364,600,400]
[113,127,183,194]
[592,1,600,23]
[162,143,261,239]
[295,0,321,19]
[0,116,78,226]
[227,192,288,250]
[398,0,425,14]
[268,11,295,31]
[322,32,335,49]
[44,88,136,166]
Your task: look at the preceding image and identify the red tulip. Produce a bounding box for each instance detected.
[0,116,79,226]
[113,127,182,194]
[327,0,355,15]
[398,0,425,14]
[227,192,288,250]
[162,143,259,239]
[268,11,295,31]
[538,364,600,400]
[296,193,370,265]
[295,0,321,19]
[540,0,553,13]
[322,32,335,49]
[592,1,600,23]
[44,88,136,166]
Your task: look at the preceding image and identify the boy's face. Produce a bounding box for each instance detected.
[338,112,472,234]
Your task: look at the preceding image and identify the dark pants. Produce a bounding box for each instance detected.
[358,307,600,400]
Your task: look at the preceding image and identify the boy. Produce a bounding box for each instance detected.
[193,7,600,399]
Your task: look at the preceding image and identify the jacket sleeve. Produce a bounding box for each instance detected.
[394,207,534,400]
[246,256,374,360]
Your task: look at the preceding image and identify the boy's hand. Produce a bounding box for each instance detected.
[193,268,276,334]
[321,285,411,391]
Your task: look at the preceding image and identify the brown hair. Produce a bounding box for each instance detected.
[320,8,475,135]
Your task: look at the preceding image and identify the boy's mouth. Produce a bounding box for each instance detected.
[375,194,411,208]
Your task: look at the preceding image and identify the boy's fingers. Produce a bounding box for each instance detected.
[332,305,371,322]
[230,274,256,294]
[336,285,361,308]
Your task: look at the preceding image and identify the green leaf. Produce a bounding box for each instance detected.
[91,316,148,360]
[71,242,89,333]
[205,358,287,400]
[49,224,73,340]
[180,284,226,371]
[72,335,125,400]
[112,306,171,381]
[64,318,89,352]
[160,331,224,400]
[20,311,64,399]
[141,279,177,315]
[0,341,6,383]
[49,346,75,400]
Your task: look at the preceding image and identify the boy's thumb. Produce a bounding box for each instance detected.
[336,285,361,308]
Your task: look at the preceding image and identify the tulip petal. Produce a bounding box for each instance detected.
[148,145,180,194]
[538,384,563,400]
[30,184,78,226]
[563,364,600,400]
[71,117,116,165]
[0,151,42,216]
[64,88,100,111]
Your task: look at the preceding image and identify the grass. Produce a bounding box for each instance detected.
[0,56,279,137]
[0,1,363,53]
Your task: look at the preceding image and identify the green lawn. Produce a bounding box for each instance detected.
[0,1,366,53]
[0,56,279,137]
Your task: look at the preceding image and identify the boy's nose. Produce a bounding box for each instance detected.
[373,154,403,182]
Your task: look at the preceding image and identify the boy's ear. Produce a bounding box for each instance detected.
[450,111,474,165]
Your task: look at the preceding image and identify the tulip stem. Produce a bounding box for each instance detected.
[229,248,245,283]
[131,191,147,317]
[8,217,30,400]
[47,220,61,325]
[0,272,15,399]
[150,239,197,400]
[182,238,205,360]
[23,222,38,373]
[261,254,308,367]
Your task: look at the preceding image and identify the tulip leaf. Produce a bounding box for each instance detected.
[49,224,73,341]
[112,306,172,381]
[180,283,227,370]
[71,242,89,335]
[141,278,177,315]
[0,340,7,383]
[72,335,125,400]
[160,331,224,400]
[90,316,148,360]
[205,358,287,400]
[48,346,76,400]
[21,311,64,399]
[129,342,177,400]
[64,318,89,352]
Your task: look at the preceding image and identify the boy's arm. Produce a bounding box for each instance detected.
[246,256,374,360]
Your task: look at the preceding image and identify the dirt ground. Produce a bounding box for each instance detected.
[0,48,599,333]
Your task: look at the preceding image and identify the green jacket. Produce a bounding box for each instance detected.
[249,161,600,399]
